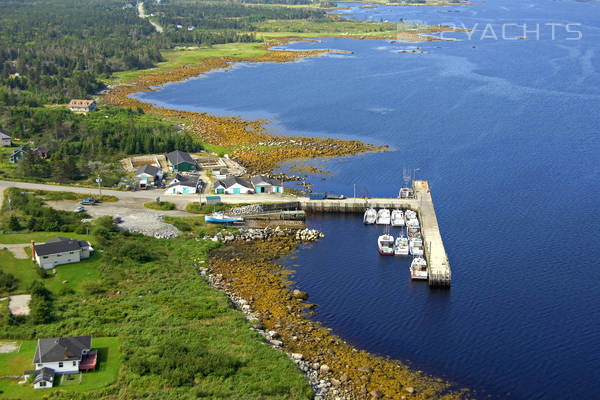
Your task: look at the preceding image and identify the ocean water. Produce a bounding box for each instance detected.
[134,0,600,398]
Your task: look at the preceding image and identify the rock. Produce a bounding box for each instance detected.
[405,387,415,394]
[291,353,303,361]
[370,390,384,399]
[331,378,341,387]
[358,366,374,374]
[292,289,309,300]
[270,339,283,347]
[340,373,349,382]
[319,364,330,374]
[267,330,280,339]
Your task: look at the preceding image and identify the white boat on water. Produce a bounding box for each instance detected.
[376,208,391,225]
[410,257,428,280]
[394,234,409,256]
[363,208,377,224]
[405,210,417,220]
[409,243,424,256]
[391,209,405,226]
[378,233,395,256]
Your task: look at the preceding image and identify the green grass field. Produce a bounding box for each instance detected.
[0,337,120,398]
[143,201,176,211]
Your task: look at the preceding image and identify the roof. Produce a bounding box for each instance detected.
[68,99,95,107]
[0,130,10,140]
[167,175,199,188]
[166,150,195,166]
[220,176,253,189]
[32,367,55,384]
[135,164,160,177]
[12,146,27,154]
[251,175,280,187]
[34,237,87,257]
[34,336,92,363]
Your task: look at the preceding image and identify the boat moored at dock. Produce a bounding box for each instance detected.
[391,209,405,226]
[410,257,428,280]
[394,234,409,256]
[363,207,377,224]
[376,208,391,225]
[378,233,395,256]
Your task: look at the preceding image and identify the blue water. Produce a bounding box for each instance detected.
[135,0,600,398]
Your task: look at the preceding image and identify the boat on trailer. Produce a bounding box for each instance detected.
[410,257,428,280]
[363,208,377,224]
[378,233,395,256]
[391,209,405,226]
[376,208,391,225]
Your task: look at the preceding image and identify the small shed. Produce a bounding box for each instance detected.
[25,367,55,389]
[0,129,11,146]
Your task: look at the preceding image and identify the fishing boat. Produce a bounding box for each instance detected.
[410,257,428,280]
[204,212,243,225]
[376,208,391,225]
[394,234,409,255]
[409,239,424,256]
[377,233,395,256]
[391,209,405,226]
[398,187,414,199]
[363,207,377,224]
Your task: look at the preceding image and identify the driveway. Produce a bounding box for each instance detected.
[1,244,29,259]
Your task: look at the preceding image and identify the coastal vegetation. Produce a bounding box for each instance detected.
[143,200,176,210]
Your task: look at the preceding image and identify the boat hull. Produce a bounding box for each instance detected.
[204,216,241,224]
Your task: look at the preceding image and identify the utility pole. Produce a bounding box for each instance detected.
[96,175,102,200]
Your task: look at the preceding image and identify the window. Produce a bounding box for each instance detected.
[42,256,48,259]
[58,362,63,368]
[39,381,46,387]
[37,363,42,367]
[73,361,77,366]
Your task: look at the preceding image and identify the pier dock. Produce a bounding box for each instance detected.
[299,180,451,287]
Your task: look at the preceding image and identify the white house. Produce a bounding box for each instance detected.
[68,99,96,112]
[214,177,254,195]
[134,164,163,189]
[0,130,10,147]
[251,175,284,194]
[164,174,201,195]
[32,237,92,269]
[25,336,97,389]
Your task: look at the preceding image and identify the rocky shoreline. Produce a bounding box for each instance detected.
[204,232,470,400]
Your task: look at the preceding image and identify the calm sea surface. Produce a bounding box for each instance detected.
[135,0,600,398]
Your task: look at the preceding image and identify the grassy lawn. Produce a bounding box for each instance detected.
[0,337,120,398]
[32,190,118,203]
[143,201,176,211]
[0,232,91,244]
[0,245,101,296]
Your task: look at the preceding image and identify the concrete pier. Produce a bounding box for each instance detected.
[299,180,451,288]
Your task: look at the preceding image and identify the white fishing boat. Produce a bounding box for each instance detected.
[394,234,409,256]
[363,207,377,224]
[409,242,424,256]
[378,233,395,256]
[398,187,414,199]
[376,208,391,225]
[410,257,428,280]
[405,210,417,220]
[391,209,405,226]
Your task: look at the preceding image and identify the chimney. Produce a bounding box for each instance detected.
[31,240,36,261]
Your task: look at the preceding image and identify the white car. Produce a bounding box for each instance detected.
[74,206,86,213]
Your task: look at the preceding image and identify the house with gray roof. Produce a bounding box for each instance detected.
[24,336,97,389]
[251,175,284,194]
[166,150,196,172]
[213,176,254,195]
[134,164,163,189]
[32,237,92,269]
[164,173,202,194]
[0,129,10,147]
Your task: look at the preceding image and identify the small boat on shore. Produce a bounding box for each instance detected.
[410,257,428,280]
[391,209,405,226]
[378,233,395,255]
[376,208,391,225]
[394,234,409,256]
[363,208,377,224]
[204,212,243,225]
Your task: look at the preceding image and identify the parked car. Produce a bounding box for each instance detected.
[80,197,98,205]
[113,216,123,223]
[74,206,86,213]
